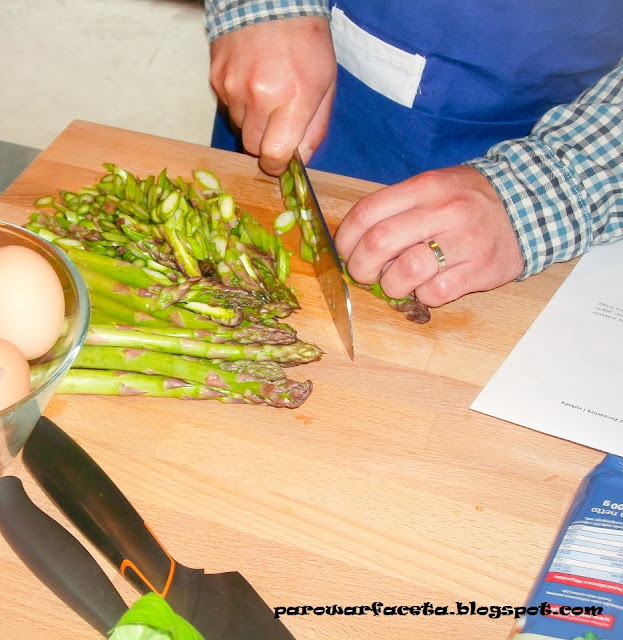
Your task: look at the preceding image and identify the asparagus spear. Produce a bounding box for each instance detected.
[385,293,431,324]
[71,346,313,408]
[78,265,244,327]
[137,323,297,345]
[67,248,173,287]
[345,276,431,324]
[88,291,171,328]
[87,312,296,345]
[68,248,289,322]
[51,370,252,402]
[78,255,302,336]
[85,325,322,364]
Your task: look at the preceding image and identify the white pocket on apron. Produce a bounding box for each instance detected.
[330,6,426,108]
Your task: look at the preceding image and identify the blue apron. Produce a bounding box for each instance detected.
[211,1,623,185]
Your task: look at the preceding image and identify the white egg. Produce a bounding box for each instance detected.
[0,245,66,360]
[0,338,31,411]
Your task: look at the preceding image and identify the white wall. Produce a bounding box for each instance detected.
[1,0,216,150]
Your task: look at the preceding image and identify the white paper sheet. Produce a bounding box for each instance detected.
[471,241,623,455]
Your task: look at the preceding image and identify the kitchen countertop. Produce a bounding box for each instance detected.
[0,120,604,640]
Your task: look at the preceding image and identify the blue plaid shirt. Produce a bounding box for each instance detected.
[204,2,623,279]
[468,58,623,279]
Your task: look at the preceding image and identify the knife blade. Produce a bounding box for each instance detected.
[0,475,128,636]
[22,416,297,640]
[289,150,354,359]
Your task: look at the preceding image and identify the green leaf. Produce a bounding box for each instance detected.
[108,593,205,640]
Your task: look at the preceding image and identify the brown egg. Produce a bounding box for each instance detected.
[0,338,31,411]
[0,245,66,360]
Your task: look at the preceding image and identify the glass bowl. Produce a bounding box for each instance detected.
[0,221,90,473]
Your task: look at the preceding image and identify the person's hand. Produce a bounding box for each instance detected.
[209,17,336,175]
[334,166,525,307]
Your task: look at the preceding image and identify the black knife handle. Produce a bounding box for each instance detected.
[22,417,178,599]
[0,476,128,636]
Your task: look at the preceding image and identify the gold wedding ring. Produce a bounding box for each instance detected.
[427,240,447,273]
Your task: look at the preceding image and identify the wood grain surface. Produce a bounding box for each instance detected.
[0,121,604,639]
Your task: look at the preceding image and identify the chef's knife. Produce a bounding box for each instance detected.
[0,475,128,636]
[289,150,354,359]
[22,416,297,640]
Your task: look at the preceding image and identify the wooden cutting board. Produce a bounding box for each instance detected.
[0,121,604,639]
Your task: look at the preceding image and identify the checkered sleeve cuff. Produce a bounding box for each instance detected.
[204,1,330,42]
[467,138,593,280]
[467,58,623,280]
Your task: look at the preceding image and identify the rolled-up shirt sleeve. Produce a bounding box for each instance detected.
[467,57,623,279]
[204,1,330,42]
